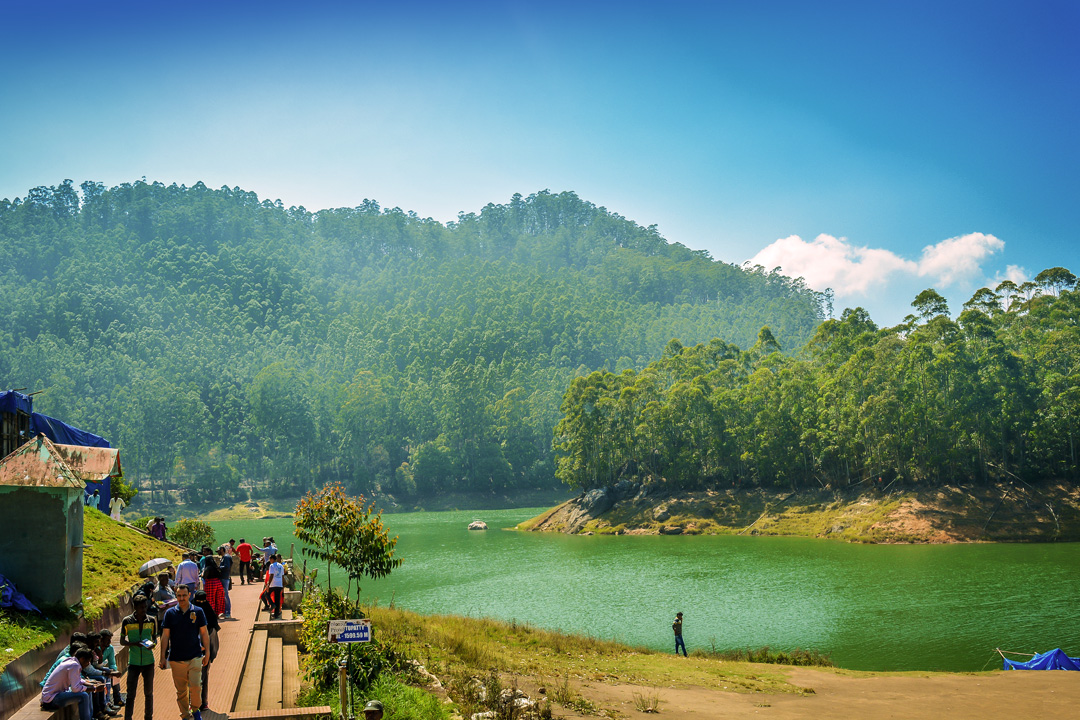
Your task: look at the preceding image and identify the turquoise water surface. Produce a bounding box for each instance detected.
[210,507,1080,672]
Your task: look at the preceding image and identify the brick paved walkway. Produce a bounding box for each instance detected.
[124,581,263,720]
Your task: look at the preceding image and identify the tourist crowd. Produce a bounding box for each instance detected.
[39,536,288,720]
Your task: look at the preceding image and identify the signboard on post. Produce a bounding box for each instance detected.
[327,619,372,643]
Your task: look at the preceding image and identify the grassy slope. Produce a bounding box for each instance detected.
[368,605,808,697]
[349,606,984,720]
[520,481,1080,543]
[82,508,183,618]
[0,509,180,672]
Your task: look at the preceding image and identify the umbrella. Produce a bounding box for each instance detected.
[138,558,173,578]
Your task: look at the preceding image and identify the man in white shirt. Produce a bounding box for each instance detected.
[41,647,101,720]
[175,553,200,594]
[267,554,285,619]
[109,494,126,521]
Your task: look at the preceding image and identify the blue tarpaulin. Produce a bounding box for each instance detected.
[30,412,110,449]
[0,390,33,416]
[1003,649,1080,671]
[0,573,40,614]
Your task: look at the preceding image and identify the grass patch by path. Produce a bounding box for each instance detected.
[83,508,183,619]
[299,674,450,720]
[0,609,72,673]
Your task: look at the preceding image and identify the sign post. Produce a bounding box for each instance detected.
[328,620,372,720]
[327,619,372,644]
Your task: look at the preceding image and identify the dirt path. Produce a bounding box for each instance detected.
[562,667,1080,719]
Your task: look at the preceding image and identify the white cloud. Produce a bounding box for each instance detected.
[990,264,1029,286]
[747,232,1004,297]
[916,232,1004,286]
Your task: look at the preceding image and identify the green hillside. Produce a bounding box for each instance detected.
[554,279,1080,492]
[0,180,825,502]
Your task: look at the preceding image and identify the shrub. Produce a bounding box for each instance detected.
[111,474,139,504]
[170,518,216,550]
[299,584,411,692]
[365,674,450,720]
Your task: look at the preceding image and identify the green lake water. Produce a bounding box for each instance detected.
[210,507,1080,672]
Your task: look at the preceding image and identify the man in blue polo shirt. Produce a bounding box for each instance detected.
[159,585,211,720]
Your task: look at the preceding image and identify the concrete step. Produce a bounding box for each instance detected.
[231,707,332,720]
[232,628,268,712]
[260,637,284,711]
[256,605,294,622]
[282,644,301,709]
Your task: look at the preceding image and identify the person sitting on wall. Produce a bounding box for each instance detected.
[98,628,125,709]
[84,631,119,718]
[41,647,102,720]
[41,633,89,687]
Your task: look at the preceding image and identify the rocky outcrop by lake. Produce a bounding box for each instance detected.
[519,480,1080,543]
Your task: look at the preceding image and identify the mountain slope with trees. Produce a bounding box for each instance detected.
[540,273,1080,541]
[0,179,826,504]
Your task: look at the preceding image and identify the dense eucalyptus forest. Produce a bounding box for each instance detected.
[0,179,825,503]
[555,275,1080,492]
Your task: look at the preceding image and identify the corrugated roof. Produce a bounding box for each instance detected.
[0,435,85,489]
[54,443,122,482]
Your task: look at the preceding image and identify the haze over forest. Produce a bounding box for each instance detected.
[0,179,826,502]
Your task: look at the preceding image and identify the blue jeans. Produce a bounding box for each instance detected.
[44,690,92,720]
[221,578,231,615]
[675,635,687,656]
[184,582,197,595]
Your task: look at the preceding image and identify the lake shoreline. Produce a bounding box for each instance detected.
[369,603,1080,720]
[518,479,1080,543]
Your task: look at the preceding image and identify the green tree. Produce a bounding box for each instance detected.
[293,483,403,608]
[170,518,216,550]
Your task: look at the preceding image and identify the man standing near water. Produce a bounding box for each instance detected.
[673,612,687,656]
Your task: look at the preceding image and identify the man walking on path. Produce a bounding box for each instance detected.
[673,612,687,657]
[267,554,285,619]
[175,553,199,595]
[159,585,210,720]
[234,539,253,585]
[120,595,157,720]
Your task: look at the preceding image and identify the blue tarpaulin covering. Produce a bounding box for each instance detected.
[0,573,40,614]
[1003,649,1080,671]
[30,412,110,449]
[0,390,33,416]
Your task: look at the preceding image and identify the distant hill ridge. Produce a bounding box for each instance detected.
[0,180,825,502]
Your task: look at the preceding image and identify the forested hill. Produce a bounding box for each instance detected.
[0,179,825,501]
[554,277,1080,494]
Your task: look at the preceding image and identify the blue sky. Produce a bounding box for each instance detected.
[2,0,1076,324]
